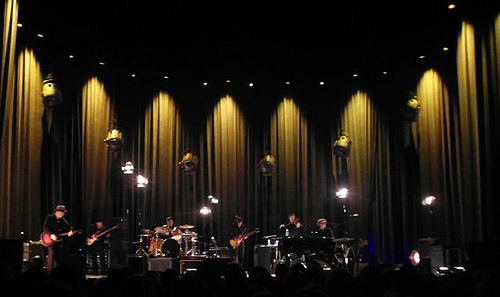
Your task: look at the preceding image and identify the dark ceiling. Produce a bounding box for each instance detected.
[15,0,486,85]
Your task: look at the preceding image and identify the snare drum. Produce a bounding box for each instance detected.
[162,238,180,257]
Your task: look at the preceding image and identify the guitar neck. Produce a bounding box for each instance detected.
[93,225,119,238]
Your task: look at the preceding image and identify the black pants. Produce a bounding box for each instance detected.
[234,242,245,266]
[89,243,107,273]
[46,242,63,271]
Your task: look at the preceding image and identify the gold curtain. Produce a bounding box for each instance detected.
[336,91,377,223]
[414,69,456,239]
[205,95,247,240]
[456,20,483,244]
[0,0,18,120]
[81,77,113,223]
[0,48,43,239]
[269,98,310,227]
[142,91,190,227]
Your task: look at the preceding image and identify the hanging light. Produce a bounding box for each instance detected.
[258,151,276,176]
[336,188,349,199]
[207,195,219,204]
[136,175,148,188]
[42,73,63,107]
[200,206,212,215]
[121,161,134,174]
[421,196,436,206]
[333,129,351,158]
[402,95,421,122]
[179,149,198,174]
[104,119,123,152]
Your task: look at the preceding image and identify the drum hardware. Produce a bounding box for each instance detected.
[135,233,153,256]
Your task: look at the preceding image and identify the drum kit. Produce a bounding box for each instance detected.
[135,224,200,258]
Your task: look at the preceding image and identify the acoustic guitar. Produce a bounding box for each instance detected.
[86,223,121,246]
[40,230,82,247]
[229,228,260,249]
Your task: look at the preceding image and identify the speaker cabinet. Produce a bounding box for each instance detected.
[0,239,24,274]
[147,257,176,272]
[253,245,273,272]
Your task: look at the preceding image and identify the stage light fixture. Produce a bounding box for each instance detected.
[333,129,351,158]
[409,249,421,266]
[121,161,134,174]
[179,150,198,174]
[421,196,436,206]
[336,188,349,199]
[258,151,276,176]
[42,73,63,107]
[402,95,421,122]
[104,119,123,152]
[200,206,212,215]
[207,195,219,204]
[136,175,148,188]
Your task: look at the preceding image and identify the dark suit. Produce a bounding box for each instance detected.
[86,224,108,274]
[229,223,247,265]
[43,214,72,271]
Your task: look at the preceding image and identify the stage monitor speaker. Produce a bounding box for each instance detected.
[0,239,23,274]
[429,245,462,275]
[253,245,272,272]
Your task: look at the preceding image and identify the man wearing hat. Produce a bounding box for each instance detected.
[43,205,74,271]
[86,218,109,274]
[229,215,248,265]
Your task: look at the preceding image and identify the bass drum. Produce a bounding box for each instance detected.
[162,238,180,257]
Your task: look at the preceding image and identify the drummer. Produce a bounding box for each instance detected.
[156,216,180,239]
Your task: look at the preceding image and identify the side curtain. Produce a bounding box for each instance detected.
[0,48,43,239]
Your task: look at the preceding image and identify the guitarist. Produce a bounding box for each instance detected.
[43,205,74,271]
[86,218,109,274]
[229,215,247,265]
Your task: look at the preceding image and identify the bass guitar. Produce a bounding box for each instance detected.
[40,230,82,247]
[229,228,260,249]
[86,223,121,246]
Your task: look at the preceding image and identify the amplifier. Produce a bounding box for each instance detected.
[147,257,175,272]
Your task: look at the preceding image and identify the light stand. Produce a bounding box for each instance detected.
[421,196,437,238]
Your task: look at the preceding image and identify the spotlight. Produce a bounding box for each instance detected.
[104,119,123,152]
[336,188,349,199]
[42,73,63,107]
[402,95,421,122]
[207,195,219,204]
[333,130,351,158]
[421,196,436,206]
[179,150,198,174]
[200,206,212,215]
[258,151,276,176]
[409,249,421,266]
[121,161,134,174]
[136,175,148,188]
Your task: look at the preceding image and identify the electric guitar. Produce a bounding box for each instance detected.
[229,228,260,249]
[86,223,121,246]
[40,230,82,247]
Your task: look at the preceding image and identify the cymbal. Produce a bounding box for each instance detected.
[178,224,195,229]
[140,229,155,235]
[333,237,355,243]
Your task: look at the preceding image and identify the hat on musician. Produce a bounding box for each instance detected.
[166,216,174,222]
[235,215,243,222]
[54,205,67,213]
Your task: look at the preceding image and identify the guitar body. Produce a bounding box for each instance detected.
[229,228,259,249]
[40,230,82,247]
[229,238,243,249]
[40,231,57,247]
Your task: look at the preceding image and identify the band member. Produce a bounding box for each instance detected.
[157,216,179,239]
[43,205,74,271]
[279,212,297,237]
[290,218,305,237]
[229,215,247,265]
[312,218,334,238]
[86,218,109,274]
